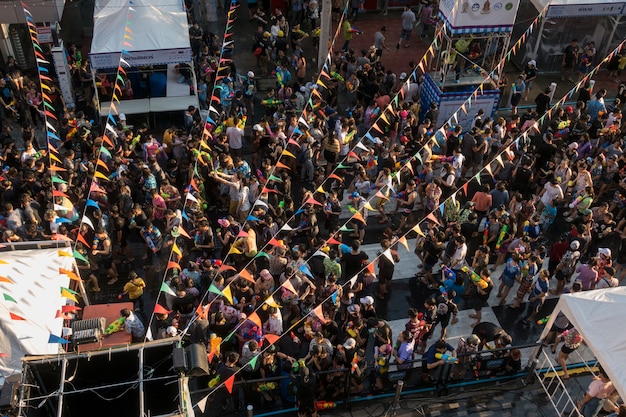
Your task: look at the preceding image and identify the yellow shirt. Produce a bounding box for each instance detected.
[124,277,146,300]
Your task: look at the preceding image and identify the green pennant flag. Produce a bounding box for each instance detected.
[414,152,422,164]
[51,176,67,184]
[3,293,16,303]
[73,250,88,263]
[248,355,258,370]
[337,163,350,169]
[278,200,285,208]
[339,225,354,232]
[254,251,270,259]
[208,283,223,296]
[475,173,481,185]
[100,146,111,157]
[116,74,124,83]
[43,101,55,111]
[268,174,282,182]
[161,282,177,296]
[60,286,79,295]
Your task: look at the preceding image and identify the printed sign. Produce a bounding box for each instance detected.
[439,0,521,33]
[90,48,192,69]
[545,2,626,18]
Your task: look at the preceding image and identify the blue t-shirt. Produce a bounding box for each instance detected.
[501,258,520,281]
[423,342,454,365]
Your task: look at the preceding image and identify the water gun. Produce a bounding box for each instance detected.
[557,120,570,130]
[92,237,99,250]
[214,122,226,135]
[472,360,480,379]
[257,382,277,392]
[262,99,283,106]
[435,353,458,363]
[195,231,202,245]
[346,321,357,337]
[395,191,407,200]
[117,290,128,300]
[276,71,284,87]
[237,115,247,129]
[431,155,455,163]
[462,266,488,289]
[33,150,47,159]
[311,28,321,37]
[569,194,585,208]
[536,315,550,325]
[442,264,456,280]
[351,355,359,373]
[208,375,220,388]
[293,29,310,39]
[495,224,509,249]
[104,317,125,335]
[482,221,490,245]
[143,234,157,253]
[348,26,363,35]
[330,71,344,82]
[523,220,530,236]
[316,401,337,411]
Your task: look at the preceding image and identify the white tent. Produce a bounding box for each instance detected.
[90,0,192,69]
[529,0,626,18]
[539,287,626,401]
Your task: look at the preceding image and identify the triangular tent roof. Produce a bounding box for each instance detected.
[90,0,192,69]
[540,288,626,401]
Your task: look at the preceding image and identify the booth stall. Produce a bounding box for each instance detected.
[89,0,198,120]
[512,0,626,72]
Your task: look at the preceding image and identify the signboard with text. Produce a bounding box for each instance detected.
[545,2,626,18]
[89,48,192,69]
[438,0,521,33]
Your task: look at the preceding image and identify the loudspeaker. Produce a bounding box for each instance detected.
[185,343,209,377]
[172,346,186,374]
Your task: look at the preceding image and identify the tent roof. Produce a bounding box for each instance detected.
[531,0,626,17]
[90,0,191,68]
[541,288,626,401]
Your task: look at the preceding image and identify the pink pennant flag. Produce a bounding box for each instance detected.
[282,279,297,294]
[426,212,441,226]
[305,197,322,206]
[313,304,327,323]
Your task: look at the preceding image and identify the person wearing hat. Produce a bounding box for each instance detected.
[452,334,480,380]
[522,60,537,100]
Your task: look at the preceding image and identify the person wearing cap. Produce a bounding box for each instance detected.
[452,334,480,381]
[359,295,376,319]
[522,60,537,101]
[551,241,581,295]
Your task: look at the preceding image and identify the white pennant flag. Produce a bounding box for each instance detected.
[313,250,329,258]
[196,394,209,413]
[298,116,309,128]
[82,216,94,230]
[281,224,294,231]
[105,123,116,134]
[355,141,369,152]
[254,200,268,208]
[209,105,220,114]
[186,193,198,202]
[382,248,395,264]
[348,275,358,288]
[54,204,68,212]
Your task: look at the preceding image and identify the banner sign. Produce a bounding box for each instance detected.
[89,48,192,69]
[545,2,626,18]
[439,0,521,33]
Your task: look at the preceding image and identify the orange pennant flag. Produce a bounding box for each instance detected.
[76,233,90,248]
[219,264,237,272]
[371,123,384,134]
[264,334,280,345]
[282,279,297,294]
[190,178,199,192]
[178,227,191,239]
[276,161,290,170]
[0,276,14,283]
[248,312,262,328]
[167,261,181,270]
[352,212,366,224]
[239,268,255,283]
[97,159,110,171]
[462,182,469,195]
[224,374,235,394]
[49,166,67,172]
[328,173,342,181]
[313,304,327,323]
[397,236,409,251]
[59,268,81,281]
[366,262,375,275]
[426,212,441,226]
[10,312,26,320]
[196,303,207,320]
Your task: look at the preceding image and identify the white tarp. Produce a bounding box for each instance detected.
[0,248,74,378]
[539,288,626,401]
[89,0,192,69]
[530,0,626,18]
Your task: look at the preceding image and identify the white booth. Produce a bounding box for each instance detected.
[89,0,198,119]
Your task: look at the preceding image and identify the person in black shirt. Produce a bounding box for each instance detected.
[216,352,241,411]
[535,87,551,116]
[342,240,368,283]
[471,321,512,351]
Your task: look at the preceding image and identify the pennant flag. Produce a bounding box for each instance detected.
[208,283,223,296]
[348,275,358,288]
[282,279,297,294]
[329,173,342,181]
[160,282,177,296]
[331,291,338,304]
[440,204,445,217]
[247,355,258,370]
[196,395,209,413]
[222,286,233,304]
[426,212,441,226]
[313,304,327,323]
[61,305,81,313]
[254,251,270,259]
[339,225,354,232]
[366,262,376,275]
[82,216,94,230]
[276,161,290,170]
[59,268,81,281]
[48,334,69,344]
[352,212,366,224]
[268,174,282,182]
[305,197,322,206]
[412,224,425,237]
[154,304,173,315]
[254,200,268,208]
[475,173,481,185]
[281,224,294,231]
[10,312,26,321]
[239,268,255,283]
[76,233,90,248]
[224,375,235,394]
[172,243,182,258]
[167,261,181,271]
[228,246,243,255]
[495,155,504,167]
[398,236,409,251]
[264,334,280,345]
[237,230,249,238]
[484,164,493,177]
[299,264,313,278]
[0,276,14,284]
[94,171,109,181]
[247,215,261,221]
[72,250,88,263]
[60,289,78,302]
[462,182,469,195]
[316,185,325,194]
[219,264,237,272]
[248,312,262,327]
[178,226,191,239]
[3,293,16,302]
[327,237,341,245]
[268,238,283,247]
[282,150,296,159]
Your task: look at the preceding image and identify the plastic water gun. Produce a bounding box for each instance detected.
[495,224,509,249]
[104,317,125,335]
[276,71,285,87]
[431,155,455,162]
[522,220,530,236]
[482,221,490,245]
[557,120,570,130]
[316,401,337,411]
[258,382,277,392]
[330,71,344,82]
[262,99,283,106]
[536,315,550,325]
[214,122,226,135]
[33,150,47,159]
[292,29,310,39]
[569,194,585,208]
[92,237,99,250]
[435,353,459,363]
[442,264,456,280]
[311,27,321,37]
[462,266,488,289]
[237,115,247,129]
[143,234,158,253]
[351,355,359,373]
[346,321,357,338]
[348,26,363,35]
[208,375,220,388]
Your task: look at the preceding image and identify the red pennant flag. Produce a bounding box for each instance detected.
[262,187,278,193]
[264,334,280,345]
[348,151,360,160]
[305,197,322,206]
[196,303,206,319]
[10,312,26,320]
[366,262,376,275]
[61,305,82,313]
[426,212,441,226]
[462,182,469,195]
[208,351,215,363]
[154,304,172,315]
[44,110,57,120]
[219,264,237,272]
[210,95,221,104]
[52,190,69,198]
[313,304,327,323]
[224,374,235,394]
[76,233,90,248]
[102,134,115,148]
[328,173,342,181]
[268,238,283,247]
[327,237,341,245]
[248,312,262,327]
[167,261,181,271]
[237,230,249,238]
[239,268,255,283]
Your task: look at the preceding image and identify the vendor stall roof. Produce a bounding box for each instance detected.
[90,0,192,69]
[531,0,626,18]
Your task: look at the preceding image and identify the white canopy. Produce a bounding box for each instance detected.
[530,0,626,18]
[90,0,192,69]
[539,288,626,401]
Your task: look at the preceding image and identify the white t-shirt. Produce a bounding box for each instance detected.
[541,183,564,206]
[226,126,244,150]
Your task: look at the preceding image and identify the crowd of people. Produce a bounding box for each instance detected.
[1,1,626,416]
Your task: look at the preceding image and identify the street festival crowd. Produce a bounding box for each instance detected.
[1,1,626,416]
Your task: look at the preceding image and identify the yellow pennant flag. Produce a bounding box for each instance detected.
[61,289,78,303]
[172,243,182,258]
[50,153,62,164]
[94,171,109,181]
[283,150,296,159]
[222,286,233,304]
[316,185,325,194]
[412,224,425,237]
[228,246,243,255]
[58,250,72,257]
[364,201,376,211]
[265,295,281,308]
[200,140,211,150]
